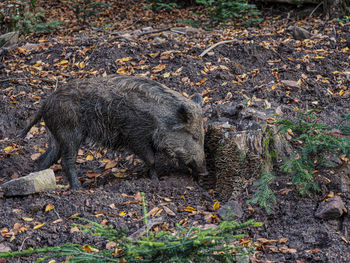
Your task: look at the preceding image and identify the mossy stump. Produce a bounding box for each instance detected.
[202,103,293,201]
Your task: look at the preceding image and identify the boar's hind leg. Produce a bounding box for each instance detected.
[37,131,61,170]
[57,130,82,190]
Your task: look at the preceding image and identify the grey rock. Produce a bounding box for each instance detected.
[286,26,311,40]
[0,169,56,196]
[218,200,243,220]
[315,196,346,220]
[0,242,11,252]
[152,37,166,45]
[0,31,19,48]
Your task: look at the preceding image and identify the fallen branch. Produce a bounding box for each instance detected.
[137,27,171,37]
[200,40,239,57]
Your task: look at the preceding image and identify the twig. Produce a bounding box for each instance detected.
[0,77,56,83]
[309,1,323,18]
[137,27,171,37]
[170,28,186,35]
[19,237,30,251]
[128,217,164,239]
[200,40,239,57]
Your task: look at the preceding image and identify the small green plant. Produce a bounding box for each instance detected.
[248,173,276,214]
[195,0,262,26]
[68,0,110,24]
[278,110,350,195]
[0,192,261,262]
[249,110,350,212]
[0,0,60,34]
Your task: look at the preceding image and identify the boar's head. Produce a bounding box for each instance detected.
[153,100,207,178]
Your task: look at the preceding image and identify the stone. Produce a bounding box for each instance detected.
[287,26,311,40]
[152,37,166,45]
[0,242,11,252]
[218,200,243,220]
[0,31,19,48]
[315,196,346,220]
[0,169,56,197]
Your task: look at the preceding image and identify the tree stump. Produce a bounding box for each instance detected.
[202,101,293,201]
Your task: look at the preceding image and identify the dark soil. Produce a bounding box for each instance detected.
[1,2,350,262]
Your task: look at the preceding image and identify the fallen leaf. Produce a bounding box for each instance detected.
[45,204,55,212]
[152,64,167,73]
[163,206,176,216]
[83,244,99,253]
[33,222,45,230]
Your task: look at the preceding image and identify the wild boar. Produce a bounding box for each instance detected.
[20,75,207,189]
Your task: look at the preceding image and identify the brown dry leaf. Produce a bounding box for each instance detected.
[147,207,161,216]
[257,238,278,244]
[134,192,142,201]
[278,188,293,195]
[45,204,55,212]
[184,206,196,212]
[279,247,297,253]
[279,237,289,243]
[22,217,34,222]
[148,52,160,59]
[305,248,320,253]
[248,204,254,214]
[152,64,167,73]
[162,206,176,216]
[30,153,41,160]
[86,171,101,179]
[100,219,108,226]
[51,218,64,224]
[105,160,118,170]
[83,245,99,253]
[106,241,117,250]
[109,203,116,209]
[70,226,79,233]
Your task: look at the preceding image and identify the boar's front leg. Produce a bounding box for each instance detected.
[133,144,157,179]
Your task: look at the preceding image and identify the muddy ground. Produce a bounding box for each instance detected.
[1,2,350,262]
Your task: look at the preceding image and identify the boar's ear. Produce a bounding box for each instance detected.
[177,104,193,124]
[192,93,203,107]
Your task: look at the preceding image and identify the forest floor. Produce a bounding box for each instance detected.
[1,1,350,262]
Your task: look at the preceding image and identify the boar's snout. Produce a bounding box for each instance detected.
[188,160,208,179]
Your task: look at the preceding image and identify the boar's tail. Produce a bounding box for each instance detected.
[18,108,43,138]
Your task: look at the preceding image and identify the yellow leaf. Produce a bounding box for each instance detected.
[79,62,85,68]
[313,56,325,59]
[119,211,127,217]
[57,59,69,66]
[184,206,196,212]
[213,202,220,210]
[103,158,110,163]
[105,160,118,170]
[286,128,294,136]
[339,90,345,96]
[120,57,132,62]
[117,67,130,75]
[83,244,99,253]
[86,154,94,161]
[45,204,55,212]
[333,71,340,75]
[22,217,34,222]
[3,146,14,152]
[163,72,170,78]
[152,64,167,73]
[33,222,45,230]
